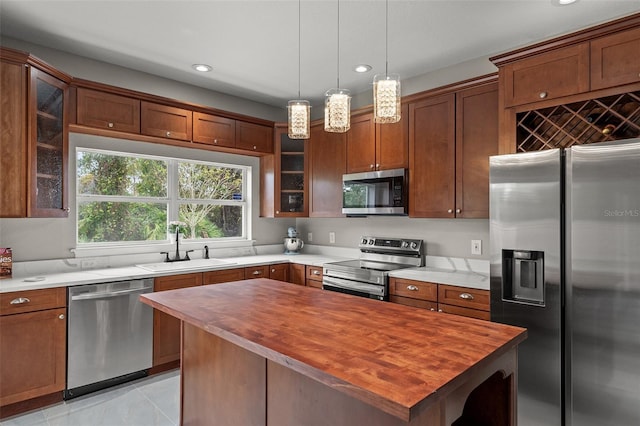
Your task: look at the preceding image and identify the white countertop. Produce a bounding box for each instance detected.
[0,249,489,293]
[0,253,350,293]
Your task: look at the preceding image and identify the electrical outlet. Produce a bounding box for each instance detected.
[329,232,336,244]
[471,240,482,255]
[308,232,313,242]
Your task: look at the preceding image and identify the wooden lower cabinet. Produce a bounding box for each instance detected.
[0,288,66,413]
[269,263,289,282]
[389,277,490,321]
[289,263,306,285]
[152,273,202,367]
[305,266,323,289]
[203,268,244,285]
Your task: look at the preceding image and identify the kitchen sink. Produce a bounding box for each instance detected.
[136,258,236,272]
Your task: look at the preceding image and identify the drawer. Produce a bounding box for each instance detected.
[0,287,66,315]
[437,285,489,312]
[203,268,245,285]
[389,295,437,311]
[154,272,202,291]
[245,266,269,279]
[306,266,323,281]
[306,280,323,289]
[439,304,490,321]
[389,278,437,302]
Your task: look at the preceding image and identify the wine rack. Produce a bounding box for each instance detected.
[516,91,640,152]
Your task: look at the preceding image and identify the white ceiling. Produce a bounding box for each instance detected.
[1,1,639,108]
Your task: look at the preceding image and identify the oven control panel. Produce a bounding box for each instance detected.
[358,236,424,255]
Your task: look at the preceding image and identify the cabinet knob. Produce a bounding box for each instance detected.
[10,297,30,305]
[253,145,257,150]
[539,92,548,99]
[459,293,474,300]
[370,164,375,170]
[447,209,453,213]
[166,131,171,137]
[376,163,380,170]
[59,314,65,320]
[63,207,71,212]
[271,268,276,273]
[253,270,261,275]
[407,285,419,291]
[276,210,280,214]
[312,270,320,275]
[455,208,461,214]
[438,309,443,313]
[430,308,436,311]
[214,139,218,144]
[107,122,114,128]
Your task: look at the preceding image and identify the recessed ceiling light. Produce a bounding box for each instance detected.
[354,64,372,73]
[552,0,578,5]
[192,64,213,72]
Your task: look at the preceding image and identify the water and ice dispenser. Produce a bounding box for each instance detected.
[502,250,545,305]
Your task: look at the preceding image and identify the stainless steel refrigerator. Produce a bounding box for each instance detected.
[490,138,640,426]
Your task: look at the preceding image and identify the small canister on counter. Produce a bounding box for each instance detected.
[0,248,12,279]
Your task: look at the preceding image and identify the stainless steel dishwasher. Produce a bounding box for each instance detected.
[65,278,154,399]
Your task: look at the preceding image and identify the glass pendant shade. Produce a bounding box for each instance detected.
[324,88,351,133]
[287,100,310,139]
[373,73,401,123]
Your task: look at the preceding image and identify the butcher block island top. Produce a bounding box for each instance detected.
[140,278,526,426]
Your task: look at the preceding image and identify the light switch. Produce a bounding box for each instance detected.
[471,240,482,255]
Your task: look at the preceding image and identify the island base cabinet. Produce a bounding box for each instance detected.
[181,323,266,426]
[179,322,518,426]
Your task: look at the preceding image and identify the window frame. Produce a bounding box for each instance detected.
[75,147,250,248]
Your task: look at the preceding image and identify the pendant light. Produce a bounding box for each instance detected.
[324,0,351,133]
[288,0,310,139]
[373,0,401,124]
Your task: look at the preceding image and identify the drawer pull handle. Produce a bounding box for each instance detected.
[59,314,65,320]
[253,270,261,275]
[459,293,474,300]
[312,270,320,275]
[539,91,548,99]
[107,122,114,128]
[438,309,443,313]
[166,131,171,137]
[271,269,275,273]
[407,285,419,291]
[10,297,30,305]
[430,308,436,311]
[447,209,453,213]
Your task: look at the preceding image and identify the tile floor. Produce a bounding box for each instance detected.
[0,370,180,426]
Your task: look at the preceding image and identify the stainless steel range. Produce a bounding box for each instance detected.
[322,236,424,300]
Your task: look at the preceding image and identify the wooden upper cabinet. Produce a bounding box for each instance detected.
[236,121,273,153]
[502,42,590,107]
[345,109,408,174]
[76,88,140,133]
[273,125,308,217]
[141,101,192,141]
[591,26,640,91]
[29,68,69,218]
[309,122,345,217]
[409,93,456,218]
[192,112,236,148]
[376,103,409,171]
[346,113,376,173]
[0,58,28,218]
[455,82,498,218]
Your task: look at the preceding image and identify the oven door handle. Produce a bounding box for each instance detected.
[322,276,385,297]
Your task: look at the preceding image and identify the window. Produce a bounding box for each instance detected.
[76,148,248,245]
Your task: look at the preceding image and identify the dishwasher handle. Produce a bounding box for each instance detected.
[70,286,153,301]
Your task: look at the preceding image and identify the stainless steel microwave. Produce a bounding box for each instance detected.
[342,168,408,215]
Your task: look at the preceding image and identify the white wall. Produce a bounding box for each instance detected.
[295,217,489,259]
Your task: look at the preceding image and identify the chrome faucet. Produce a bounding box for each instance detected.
[161,228,193,262]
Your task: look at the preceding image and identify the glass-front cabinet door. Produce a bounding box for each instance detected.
[29,68,68,217]
[274,125,308,217]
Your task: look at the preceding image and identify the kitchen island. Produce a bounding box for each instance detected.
[140,278,526,426]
